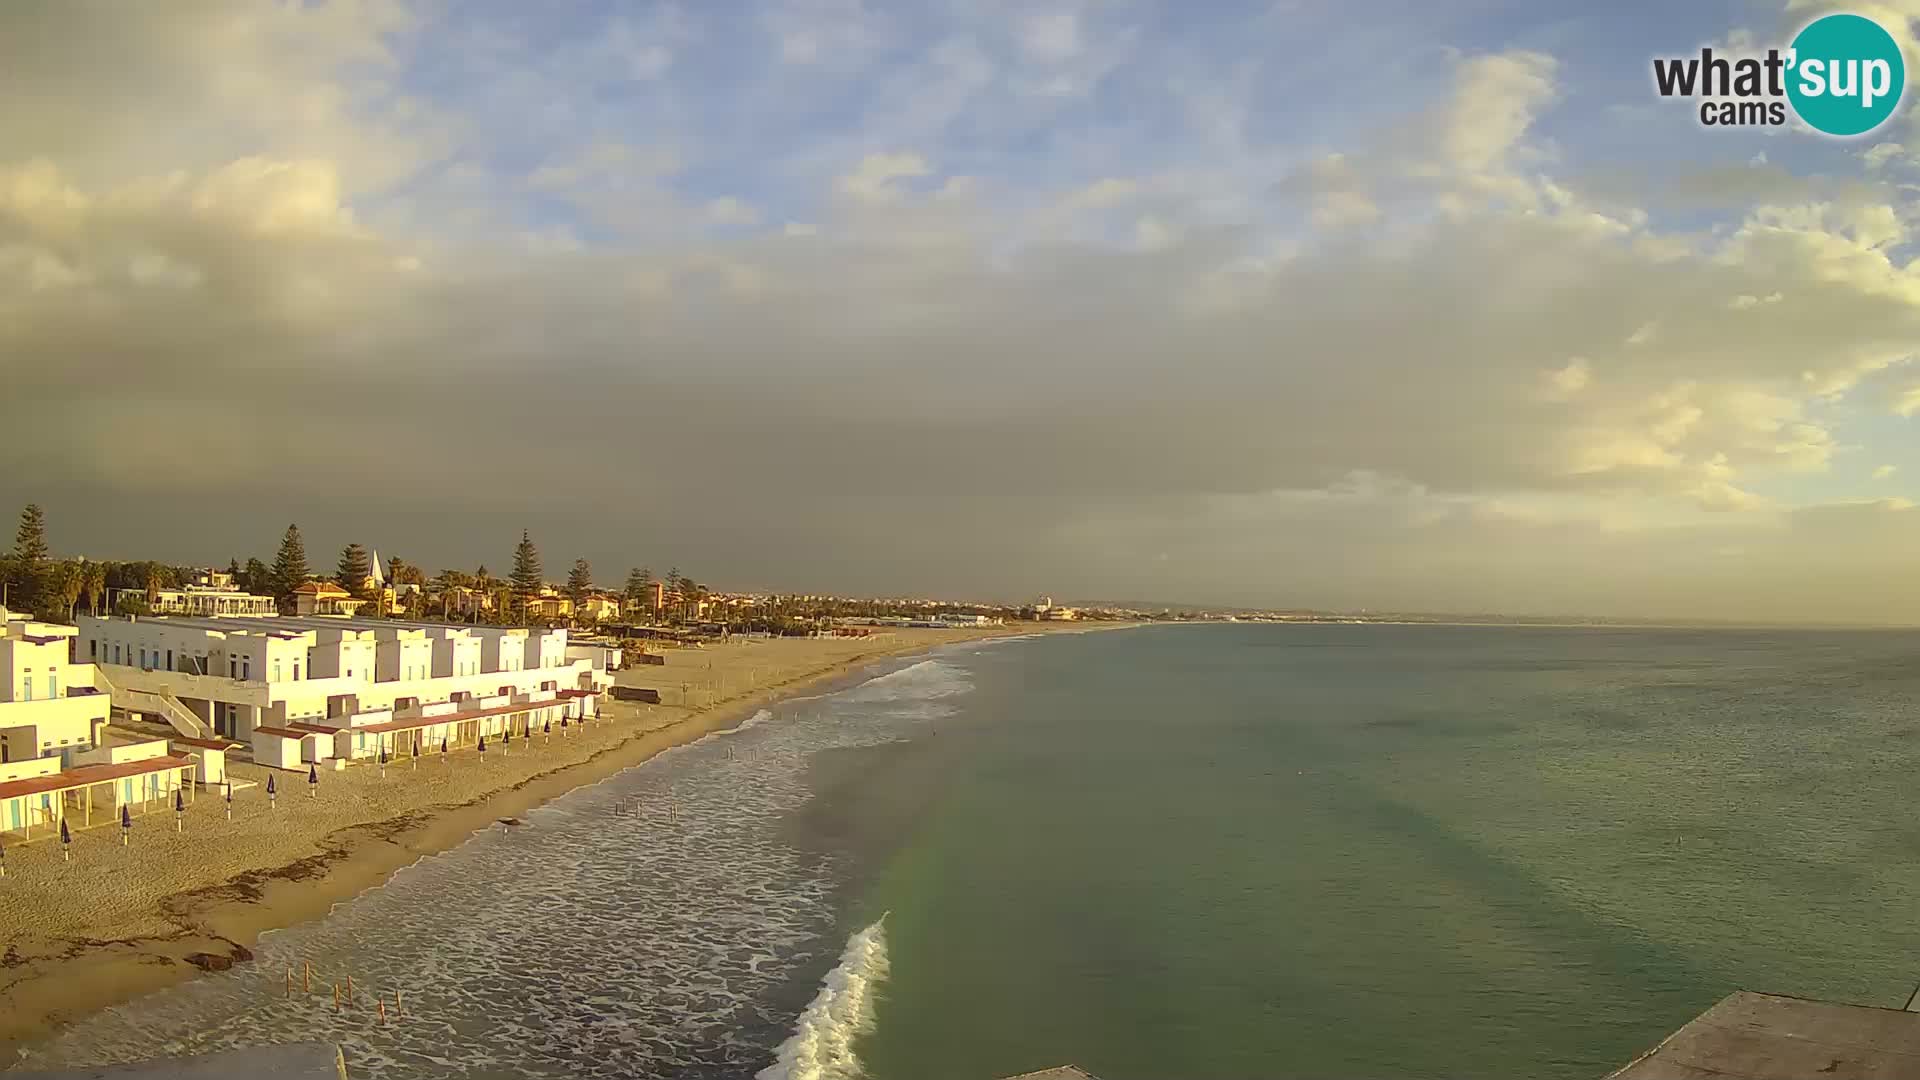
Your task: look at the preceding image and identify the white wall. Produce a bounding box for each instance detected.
[376,637,434,682]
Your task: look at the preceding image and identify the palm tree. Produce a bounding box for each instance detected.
[52,561,84,623]
[82,561,107,617]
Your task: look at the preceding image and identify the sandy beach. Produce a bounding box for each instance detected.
[0,624,1108,1060]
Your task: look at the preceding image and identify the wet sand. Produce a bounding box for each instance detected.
[0,625,1112,1060]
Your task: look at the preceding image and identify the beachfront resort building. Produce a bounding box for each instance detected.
[76,615,614,768]
[0,611,195,839]
[0,612,111,763]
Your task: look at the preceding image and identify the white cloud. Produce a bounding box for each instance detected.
[1541,358,1592,401]
[834,151,932,201]
[1018,12,1082,61]
[1875,464,1899,479]
[705,197,762,226]
[1863,142,1907,170]
[1437,51,1557,176]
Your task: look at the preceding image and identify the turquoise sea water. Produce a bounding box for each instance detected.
[835,624,1920,1079]
[25,624,1920,1080]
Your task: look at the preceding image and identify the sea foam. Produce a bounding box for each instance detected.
[756,917,891,1080]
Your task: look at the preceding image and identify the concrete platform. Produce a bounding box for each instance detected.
[1608,991,1920,1079]
[9,1044,346,1080]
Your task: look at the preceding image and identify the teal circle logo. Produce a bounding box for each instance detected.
[1786,13,1905,136]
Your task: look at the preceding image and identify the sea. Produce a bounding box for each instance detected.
[19,623,1920,1080]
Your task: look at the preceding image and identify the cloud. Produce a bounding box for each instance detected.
[1018,12,1082,61]
[8,3,1920,620]
[1875,464,1899,479]
[705,197,762,226]
[1437,51,1557,176]
[834,151,932,201]
[1863,142,1907,170]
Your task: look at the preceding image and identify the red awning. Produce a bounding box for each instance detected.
[0,754,192,802]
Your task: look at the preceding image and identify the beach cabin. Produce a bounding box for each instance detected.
[251,725,333,770]
[169,736,236,785]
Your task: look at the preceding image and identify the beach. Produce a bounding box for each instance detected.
[0,625,1097,1060]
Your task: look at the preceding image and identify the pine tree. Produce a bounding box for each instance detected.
[624,566,654,604]
[566,558,593,608]
[6,503,49,614]
[13,504,49,564]
[336,544,373,597]
[665,567,686,622]
[270,524,310,612]
[510,530,543,600]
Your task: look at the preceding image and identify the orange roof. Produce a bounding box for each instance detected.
[0,754,192,803]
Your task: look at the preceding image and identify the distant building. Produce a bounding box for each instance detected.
[291,581,368,617]
[524,591,574,621]
[576,596,620,623]
[110,569,277,618]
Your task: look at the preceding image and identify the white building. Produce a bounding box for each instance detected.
[109,570,277,618]
[0,613,111,764]
[76,614,613,749]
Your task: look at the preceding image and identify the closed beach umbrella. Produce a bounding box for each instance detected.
[225,781,233,821]
[308,763,318,798]
[503,728,512,756]
[0,838,7,877]
[440,737,448,762]
[478,735,487,755]
[379,746,389,777]
[543,718,551,737]
[61,817,72,860]
[174,788,184,832]
[267,772,277,809]
[121,805,132,846]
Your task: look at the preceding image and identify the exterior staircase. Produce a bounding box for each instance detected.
[95,668,209,739]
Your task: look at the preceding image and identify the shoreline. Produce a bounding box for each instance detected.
[0,624,1128,1064]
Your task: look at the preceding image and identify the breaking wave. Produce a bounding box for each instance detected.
[755,917,890,1080]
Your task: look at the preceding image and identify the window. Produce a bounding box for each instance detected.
[229,657,238,678]
[89,640,97,659]
[293,661,301,680]
[48,672,57,698]
[274,661,282,682]
[20,677,32,701]
[166,649,173,670]
[114,645,122,664]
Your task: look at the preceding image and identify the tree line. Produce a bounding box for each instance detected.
[1,504,717,630]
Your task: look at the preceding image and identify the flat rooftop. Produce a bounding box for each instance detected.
[1608,991,1920,1079]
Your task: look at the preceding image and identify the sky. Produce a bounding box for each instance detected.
[6,1,1920,622]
